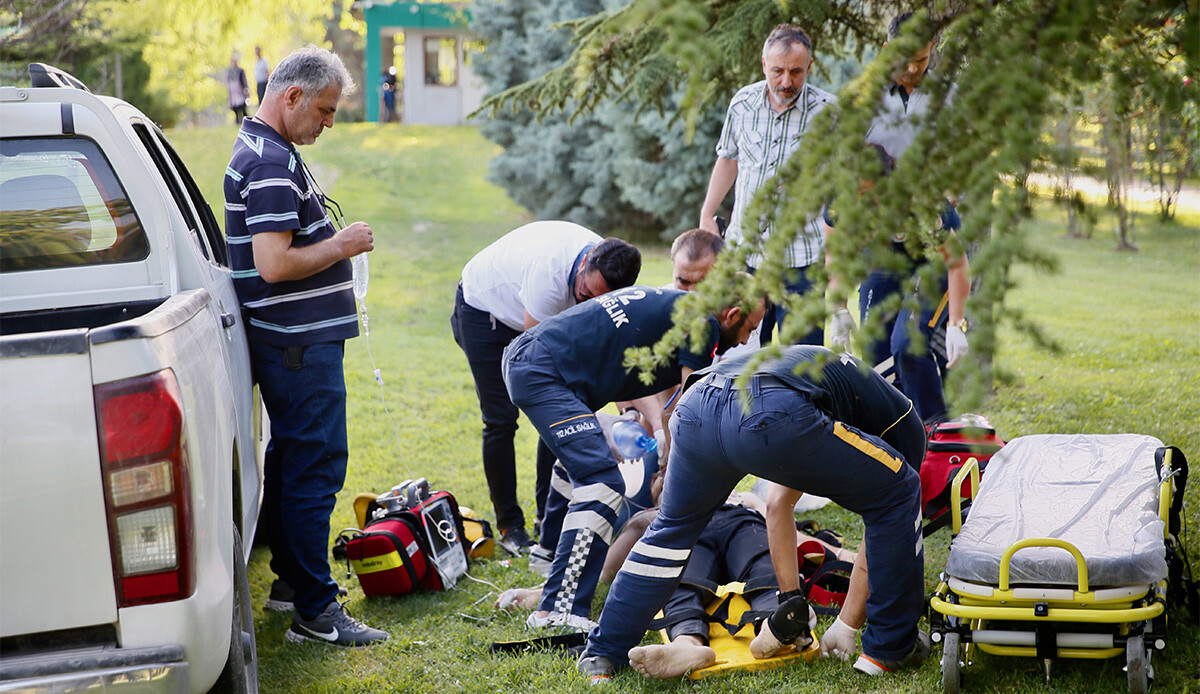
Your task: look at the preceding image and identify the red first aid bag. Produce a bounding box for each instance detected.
[920,415,1004,522]
[342,514,434,596]
[336,489,470,596]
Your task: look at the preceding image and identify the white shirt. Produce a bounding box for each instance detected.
[461,221,601,332]
[865,82,956,162]
[254,57,269,84]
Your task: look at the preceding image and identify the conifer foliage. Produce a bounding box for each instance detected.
[470,0,725,235]
[483,0,1195,413]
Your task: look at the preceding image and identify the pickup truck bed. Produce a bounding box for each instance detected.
[1,66,263,694]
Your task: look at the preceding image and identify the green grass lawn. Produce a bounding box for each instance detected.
[171,123,1200,693]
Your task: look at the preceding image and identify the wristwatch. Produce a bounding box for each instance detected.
[957,318,969,334]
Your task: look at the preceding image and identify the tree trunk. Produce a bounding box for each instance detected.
[1114,117,1137,252]
[1058,114,1080,238]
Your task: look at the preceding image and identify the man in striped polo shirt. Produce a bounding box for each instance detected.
[224,45,387,647]
[698,24,835,347]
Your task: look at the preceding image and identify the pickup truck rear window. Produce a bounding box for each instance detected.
[0,137,149,272]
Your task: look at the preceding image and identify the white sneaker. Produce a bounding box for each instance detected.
[528,545,553,576]
[526,611,598,632]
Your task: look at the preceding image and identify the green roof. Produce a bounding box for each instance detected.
[362,1,471,30]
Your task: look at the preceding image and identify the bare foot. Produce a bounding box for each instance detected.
[628,639,716,679]
[495,587,542,611]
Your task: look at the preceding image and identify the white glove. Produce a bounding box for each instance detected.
[653,429,667,453]
[819,616,858,661]
[829,308,856,353]
[945,323,969,369]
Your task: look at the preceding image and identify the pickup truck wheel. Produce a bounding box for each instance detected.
[211,524,259,693]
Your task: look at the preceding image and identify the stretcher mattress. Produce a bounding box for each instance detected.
[945,434,1168,587]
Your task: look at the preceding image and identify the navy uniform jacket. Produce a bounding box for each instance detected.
[526,285,717,411]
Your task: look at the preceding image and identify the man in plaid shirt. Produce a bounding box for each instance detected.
[698,23,835,347]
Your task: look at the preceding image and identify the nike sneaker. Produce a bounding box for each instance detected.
[286,601,389,647]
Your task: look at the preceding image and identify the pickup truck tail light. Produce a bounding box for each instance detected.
[94,369,193,606]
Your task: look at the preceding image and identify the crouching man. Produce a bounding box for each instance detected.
[578,345,928,682]
[502,283,764,631]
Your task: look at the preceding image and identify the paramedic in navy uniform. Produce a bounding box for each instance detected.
[828,12,970,425]
[577,345,929,681]
[502,284,765,631]
[224,45,387,647]
[453,222,641,555]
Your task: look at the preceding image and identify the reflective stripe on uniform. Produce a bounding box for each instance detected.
[562,510,616,545]
[833,422,903,473]
[620,559,684,580]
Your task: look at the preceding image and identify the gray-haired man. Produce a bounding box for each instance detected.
[225,45,388,647]
[698,24,835,347]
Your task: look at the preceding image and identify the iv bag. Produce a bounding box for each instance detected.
[352,252,369,302]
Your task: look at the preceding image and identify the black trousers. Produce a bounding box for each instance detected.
[663,504,778,643]
[451,283,554,530]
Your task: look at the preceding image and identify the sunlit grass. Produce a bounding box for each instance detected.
[169,123,1199,693]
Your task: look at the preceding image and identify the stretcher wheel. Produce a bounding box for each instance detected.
[941,631,962,693]
[1126,635,1148,694]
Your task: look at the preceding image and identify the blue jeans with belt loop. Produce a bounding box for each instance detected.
[502,334,625,618]
[586,373,924,666]
[253,340,348,619]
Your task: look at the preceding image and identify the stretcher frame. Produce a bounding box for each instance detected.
[928,448,1181,694]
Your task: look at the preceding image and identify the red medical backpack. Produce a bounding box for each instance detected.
[336,490,469,595]
[920,415,1004,529]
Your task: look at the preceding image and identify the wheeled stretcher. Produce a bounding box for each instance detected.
[928,434,1187,693]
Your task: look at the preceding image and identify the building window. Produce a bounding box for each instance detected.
[424,36,458,86]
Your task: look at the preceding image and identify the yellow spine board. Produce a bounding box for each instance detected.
[656,583,820,680]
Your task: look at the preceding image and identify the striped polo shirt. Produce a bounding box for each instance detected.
[224,117,358,347]
[716,80,835,268]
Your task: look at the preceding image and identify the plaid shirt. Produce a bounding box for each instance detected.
[716,80,835,268]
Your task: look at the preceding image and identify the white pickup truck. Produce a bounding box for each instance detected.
[0,65,263,693]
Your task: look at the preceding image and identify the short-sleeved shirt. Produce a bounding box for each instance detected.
[254,58,269,84]
[224,117,357,347]
[527,286,718,410]
[461,221,600,332]
[865,82,957,163]
[716,80,835,268]
[686,345,913,436]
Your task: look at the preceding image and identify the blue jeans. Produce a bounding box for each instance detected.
[451,284,555,531]
[891,275,950,425]
[756,265,824,347]
[859,270,904,372]
[253,341,348,619]
[503,334,625,618]
[586,374,924,666]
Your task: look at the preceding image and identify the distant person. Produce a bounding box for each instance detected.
[224,45,387,647]
[697,23,835,347]
[225,54,250,124]
[452,222,641,556]
[254,46,270,105]
[381,66,398,123]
